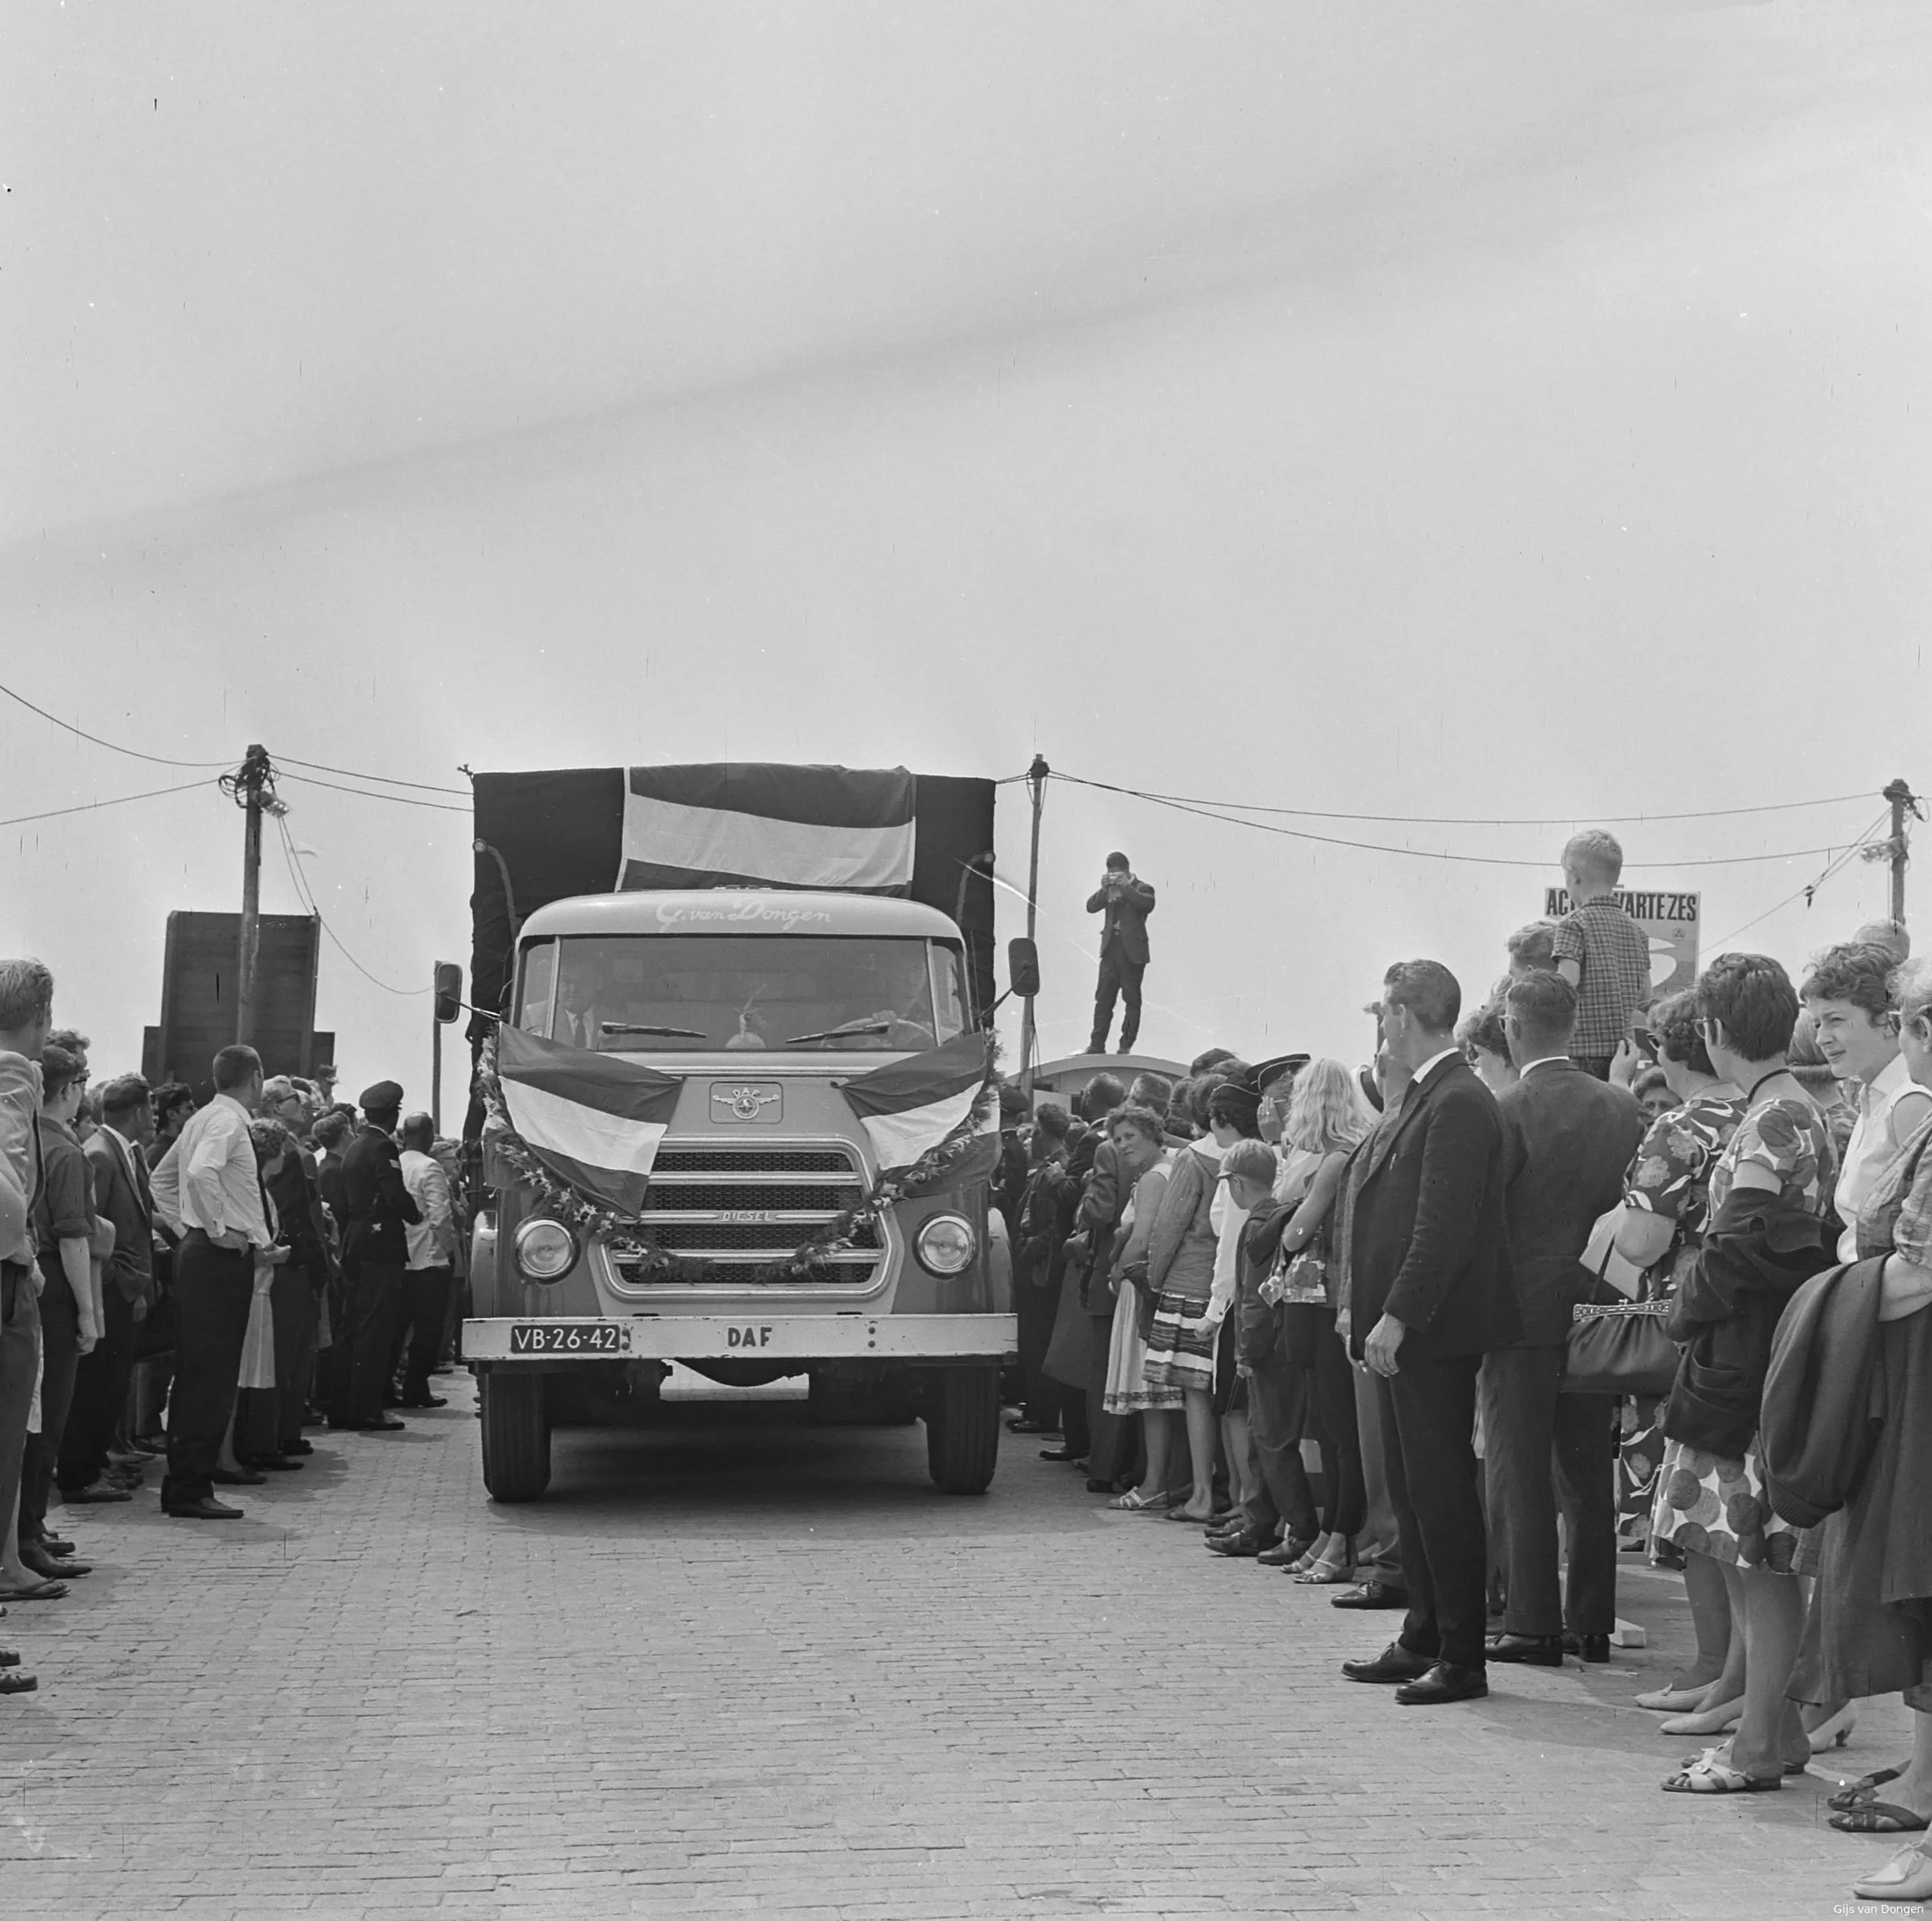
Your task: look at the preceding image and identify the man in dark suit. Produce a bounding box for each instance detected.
[1341,960,1522,1705]
[1086,854,1155,1055]
[331,1081,420,1433]
[61,1075,159,1501]
[1484,970,1645,1666]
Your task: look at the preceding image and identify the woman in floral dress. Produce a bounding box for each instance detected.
[1654,954,1837,1795]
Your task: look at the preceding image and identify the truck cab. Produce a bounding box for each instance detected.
[465,888,1017,1502]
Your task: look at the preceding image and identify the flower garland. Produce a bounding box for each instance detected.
[479,1033,1002,1286]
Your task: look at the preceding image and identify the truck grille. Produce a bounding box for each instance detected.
[607,1139,883,1287]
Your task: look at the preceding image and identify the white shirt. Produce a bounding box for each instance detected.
[1517,1054,1570,1078]
[1412,1047,1461,1089]
[175,1094,272,1248]
[399,1147,456,1270]
[1836,1053,1932,1262]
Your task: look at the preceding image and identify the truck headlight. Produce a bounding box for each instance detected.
[914,1213,976,1276]
[514,1217,577,1282]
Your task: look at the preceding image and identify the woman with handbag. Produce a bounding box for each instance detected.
[1267,1058,1373,1583]
[1787,957,1932,1899]
[1653,954,1837,1796]
[1601,988,1745,1717]
[1101,1105,1180,1510]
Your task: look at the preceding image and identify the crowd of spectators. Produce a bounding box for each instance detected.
[0,957,466,1698]
[1001,826,1932,1905]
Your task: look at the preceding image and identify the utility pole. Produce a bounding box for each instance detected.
[1883,778,1920,930]
[1020,755,1048,1100]
[222,745,279,1046]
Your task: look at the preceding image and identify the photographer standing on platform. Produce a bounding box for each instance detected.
[1086,853,1156,1056]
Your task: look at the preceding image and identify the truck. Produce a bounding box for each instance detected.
[460,762,1023,1505]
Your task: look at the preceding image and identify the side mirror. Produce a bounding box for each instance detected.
[433,961,464,1024]
[1007,937,1041,1000]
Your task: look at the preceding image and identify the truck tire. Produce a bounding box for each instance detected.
[925,1364,1000,1495]
[480,1368,550,1502]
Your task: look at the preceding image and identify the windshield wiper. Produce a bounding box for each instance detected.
[599,1022,707,1039]
[785,1019,894,1045]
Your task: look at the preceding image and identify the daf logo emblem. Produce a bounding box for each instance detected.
[710,1082,783,1124]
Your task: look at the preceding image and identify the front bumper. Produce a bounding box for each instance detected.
[464,1312,1016,1362]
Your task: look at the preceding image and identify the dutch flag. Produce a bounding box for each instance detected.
[495,1024,683,1214]
[838,1032,998,1174]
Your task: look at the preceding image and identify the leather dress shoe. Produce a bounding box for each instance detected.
[1084,1478,1118,1495]
[1396,1660,1489,1706]
[39,1536,76,1557]
[1342,1642,1434,1685]
[1564,1631,1611,1662]
[1256,1540,1308,1568]
[243,1455,303,1472]
[279,1439,315,1457]
[1332,1581,1408,1611]
[1206,1529,1267,1558]
[22,1544,89,1578]
[1486,1633,1564,1666]
[164,1497,243,1520]
[399,1395,448,1409]
[354,1417,406,1433]
[211,1467,267,1485]
[1038,1448,1081,1462]
[62,1483,133,1504]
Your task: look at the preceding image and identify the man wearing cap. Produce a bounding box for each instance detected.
[1086,854,1156,1056]
[331,1081,421,1433]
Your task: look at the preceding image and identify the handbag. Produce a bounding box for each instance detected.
[1561,1298,1679,1397]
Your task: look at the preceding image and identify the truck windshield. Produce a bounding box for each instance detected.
[516,935,969,1053]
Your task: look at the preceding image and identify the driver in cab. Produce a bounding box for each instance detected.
[802,950,937,1052]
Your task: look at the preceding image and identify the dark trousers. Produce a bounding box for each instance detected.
[22,1263,83,1539]
[1014,1248,1059,1425]
[0,1267,40,1545]
[1089,952,1147,1054]
[392,1265,452,1403]
[1480,1344,1618,1637]
[273,1265,319,1445]
[1309,1319,1367,1540]
[1376,1352,1489,1670]
[162,1237,253,1507]
[1241,1352,1321,1540]
[58,1282,139,1491]
[343,1256,405,1425]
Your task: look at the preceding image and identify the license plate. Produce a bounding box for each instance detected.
[507,1321,630,1356]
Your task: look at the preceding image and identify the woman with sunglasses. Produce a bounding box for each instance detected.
[1653,953,1838,1796]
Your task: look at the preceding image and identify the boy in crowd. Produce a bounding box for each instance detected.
[1551,830,1649,1080]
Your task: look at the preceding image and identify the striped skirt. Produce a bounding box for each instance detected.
[1141,1292,1218,1395]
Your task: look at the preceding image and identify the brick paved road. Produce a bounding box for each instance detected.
[0,1375,1908,1919]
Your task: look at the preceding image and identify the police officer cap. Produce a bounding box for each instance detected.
[360,1079,404,1113]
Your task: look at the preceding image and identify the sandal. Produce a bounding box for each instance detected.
[1831,1767,1906,1813]
[1831,1802,1931,1835]
[1661,1754,1781,1794]
[1107,1489,1170,1513]
[1295,1551,1354,1585]
[0,1581,68,1602]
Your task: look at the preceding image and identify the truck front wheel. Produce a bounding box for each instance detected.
[925,1364,999,1495]
[480,1368,551,1502]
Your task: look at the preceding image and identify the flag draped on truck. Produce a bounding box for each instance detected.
[617,764,917,894]
[492,1026,683,1213]
[837,1032,1000,1173]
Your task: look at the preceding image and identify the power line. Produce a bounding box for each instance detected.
[0,778,213,831]
[275,817,430,997]
[1702,809,1894,952]
[274,753,469,797]
[275,771,472,815]
[1054,773,1886,871]
[0,681,232,770]
[1051,767,1875,830]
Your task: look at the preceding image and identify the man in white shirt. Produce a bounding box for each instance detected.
[394,1114,457,1410]
[162,1044,274,1520]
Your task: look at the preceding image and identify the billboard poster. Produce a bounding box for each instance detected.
[1544,887,1701,1002]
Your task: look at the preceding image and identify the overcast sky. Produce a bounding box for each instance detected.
[4,2,1929,1106]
